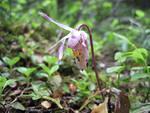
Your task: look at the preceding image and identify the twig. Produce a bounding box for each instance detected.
[7,87,31,106]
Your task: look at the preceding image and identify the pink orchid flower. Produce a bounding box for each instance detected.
[39,12,88,69]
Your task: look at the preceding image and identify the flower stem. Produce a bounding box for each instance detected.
[78,24,104,99]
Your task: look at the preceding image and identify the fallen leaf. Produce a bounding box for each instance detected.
[43,96,63,109]
[41,101,51,109]
[91,97,108,113]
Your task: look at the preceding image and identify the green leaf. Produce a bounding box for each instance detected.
[106,66,125,73]
[31,82,50,97]
[18,0,26,4]
[103,2,112,8]
[39,64,59,76]
[3,57,20,67]
[35,72,48,78]
[130,73,150,81]
[135,10,145,18]
[49,65,59,77]
[132,103,150,113]
[39,64,51,75]
[115,52,126,63]
[131,48,148,63]
[11,102,25,111]
[115,48,148,64]
[43,56,58,65]
[131,66,150,71]
[113,33,136,49]
[4,79,16,89]
[17,67,36,77]
[0,76,7,95]
[30,92,41,100]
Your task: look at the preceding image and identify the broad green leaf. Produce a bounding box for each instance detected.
[131,66,150,71]
[17,67,36,77]
[3,57,20,67]
[115,52,126,63]
[131,48,148,63]
[113,33,136,49]
[0,76,7,95]
[49,65,59,77]
[43,56,58,65]
[30,92,41,100]
[106,66,125,73]
[31,82,50,97]
[39,64,51,75]
[132,103,150,113]
[35,72,48,78]
[135,10,145,18]
[39,64,59,76]
[18,0,26,4]
[130,73,150,81]
[11,102,25,111]
[4,79,16,89]
[115,48,148,64]
[103,2,112,8]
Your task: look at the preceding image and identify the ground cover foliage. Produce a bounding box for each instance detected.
[0,0,150,113]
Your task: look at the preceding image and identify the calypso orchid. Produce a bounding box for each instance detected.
[39,12,88,70]
[39,12,103,97]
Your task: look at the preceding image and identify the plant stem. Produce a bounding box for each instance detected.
[117,73,120,87]
[78,24,104,99]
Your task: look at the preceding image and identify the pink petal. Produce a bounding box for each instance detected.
[39,12,74,32]
[67,30,81,49]
[80,31,88,47]
[48,35,69,55]
[57,42,65,60]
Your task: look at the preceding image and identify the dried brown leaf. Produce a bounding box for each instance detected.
[91,97,108,113]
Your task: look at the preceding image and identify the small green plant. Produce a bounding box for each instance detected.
[29,81,63,109]
[106,32,149,87]
[39,64,59,77]
[107,47,149,87]
[16,67,36,83]
[2,56,20,69]
[17,67,36,78]
[72,70,96,97]
[37,56,59,79]
[0,76,16,99]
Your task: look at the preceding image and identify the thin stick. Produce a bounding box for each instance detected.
[78,24,104,99]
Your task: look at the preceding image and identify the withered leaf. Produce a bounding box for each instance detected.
[91,97,108,113]
[41,101,51,109]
